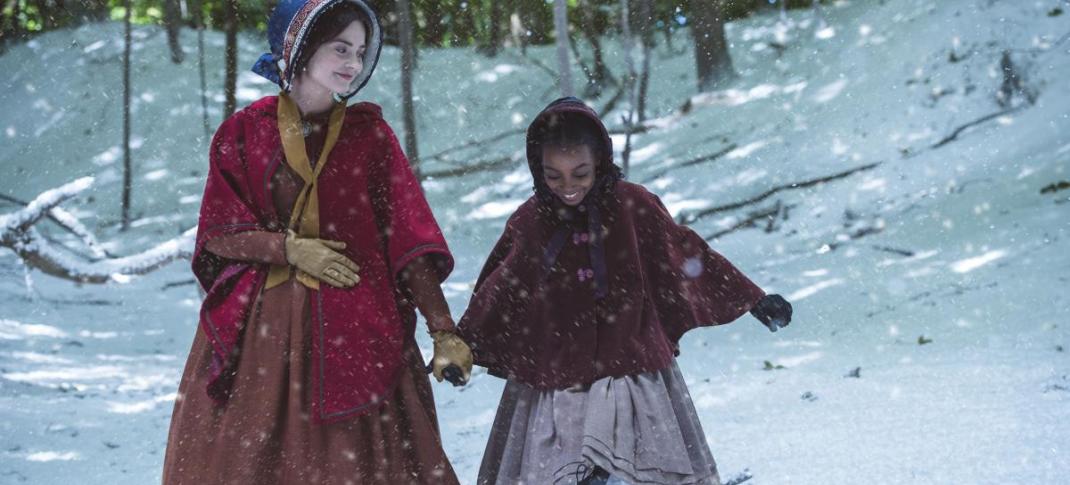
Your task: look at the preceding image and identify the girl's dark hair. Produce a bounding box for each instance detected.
[540,115,605,161]
[294,3,370,75]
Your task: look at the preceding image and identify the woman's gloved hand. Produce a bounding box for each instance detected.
[751,294,793,333]
[430,330,473,386]
[284,229,360,288]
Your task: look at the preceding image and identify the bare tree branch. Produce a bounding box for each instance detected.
[1,178,194,284]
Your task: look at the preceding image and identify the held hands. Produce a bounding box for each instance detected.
[430,331,473,386]
[751,294,793,333]
[284,230,361,288]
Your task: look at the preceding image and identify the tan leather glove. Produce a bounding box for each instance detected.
[284,230,360,288]
[430,330,473,386]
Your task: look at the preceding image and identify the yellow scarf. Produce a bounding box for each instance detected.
[265,93,347,290]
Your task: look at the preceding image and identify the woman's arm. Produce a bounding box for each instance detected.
[204,231,288,266]
[398,255,455,332]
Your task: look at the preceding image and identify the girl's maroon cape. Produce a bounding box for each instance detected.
[456,98,766,390]
[191,96,453,423]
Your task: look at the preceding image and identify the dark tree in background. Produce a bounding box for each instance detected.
[575,0,616,99]
[481,0,503,56]
[162,0,184,63]
[222,0,238,119]
[690,0,736,92]
[398,0,421,177]
[635,0,654,122]
[553,0,574,97]
[192,0,210,140]
[121,0,133,230]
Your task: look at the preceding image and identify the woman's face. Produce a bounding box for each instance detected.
[542,144,596,206]
[301,20,367,95]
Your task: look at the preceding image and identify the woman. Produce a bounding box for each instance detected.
[162,1,470,483]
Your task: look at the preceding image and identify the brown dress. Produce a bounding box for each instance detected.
[162,115,459,484]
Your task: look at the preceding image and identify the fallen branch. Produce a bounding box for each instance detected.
[642,143,739,183]
[928,106,1022,150]
[704,201,794,241]
[1,178,195,284]
[679,162,883,224]
[424,128,526,163]
[503,49,558,82]
[1,192,111,258]
[422,156,518,179]
[1,177,93,234]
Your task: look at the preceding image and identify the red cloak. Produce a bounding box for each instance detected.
[457,98,765,389]
[192,96,452,422]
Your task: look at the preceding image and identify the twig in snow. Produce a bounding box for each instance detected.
[422,156,518,180]
[872,245,915,257]
[642,144,739,183]
[928,106,1022,150]
[678,162,883,225]
[503,49,558,82]
[424,128,525,163]
[704,202,795,241]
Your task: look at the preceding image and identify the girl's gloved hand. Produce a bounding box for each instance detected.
[430,331,473,386]
[751,294,793,332]
[284,229,361,288]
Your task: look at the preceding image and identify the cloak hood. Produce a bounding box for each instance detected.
[526,97,622,209]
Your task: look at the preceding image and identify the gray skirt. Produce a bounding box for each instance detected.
[477,361,721,485]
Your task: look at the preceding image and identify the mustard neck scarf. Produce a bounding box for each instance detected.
[266,92,347,290]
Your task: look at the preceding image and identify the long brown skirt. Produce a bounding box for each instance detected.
[162,278,459,484]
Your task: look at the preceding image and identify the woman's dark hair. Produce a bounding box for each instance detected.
[294,2,370,75]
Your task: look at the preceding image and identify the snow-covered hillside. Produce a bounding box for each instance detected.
[1,0,1068,483]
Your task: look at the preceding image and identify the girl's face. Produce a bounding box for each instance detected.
[301,21,367,95]
[542,144,596,206]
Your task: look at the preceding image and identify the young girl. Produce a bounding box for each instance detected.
[162,1,471,483]
[458,97,793,485]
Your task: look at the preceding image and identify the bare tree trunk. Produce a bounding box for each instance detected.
[576,0,615,98]
[163,0,184,63]
[32,0,56,30]
[192,0,210,139]
[398,0,421,178]
[121,0,133,231]
[691,0,735,92]
[0,0,21,51]
[636,0,653,122]
[483,0,503,56]
[619,0,636,178]
[508,3,529,55]
[222,0,238,119]
[421,0,446,46]
[553,0,573,97]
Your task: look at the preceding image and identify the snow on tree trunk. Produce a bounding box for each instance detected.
[691,0,736,92]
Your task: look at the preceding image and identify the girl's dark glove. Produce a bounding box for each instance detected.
[751,294,792,333]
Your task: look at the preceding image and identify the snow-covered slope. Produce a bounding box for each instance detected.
[1,0,1068,483]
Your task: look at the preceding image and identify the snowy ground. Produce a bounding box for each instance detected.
[2,0,1069,483]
